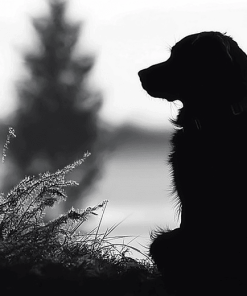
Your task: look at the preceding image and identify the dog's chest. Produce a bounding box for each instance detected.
[170,128,206,162]
[169,120,246,193]
[169,127,226,187]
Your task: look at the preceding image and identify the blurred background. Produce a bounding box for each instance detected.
[0,0,246,259]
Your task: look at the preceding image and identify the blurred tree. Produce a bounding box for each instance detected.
[4,0,108,211]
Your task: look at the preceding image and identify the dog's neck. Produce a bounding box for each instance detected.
[176,96,247,132]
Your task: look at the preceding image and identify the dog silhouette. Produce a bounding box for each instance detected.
[139,32,247,295]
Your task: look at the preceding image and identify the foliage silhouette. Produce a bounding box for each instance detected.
[0,129,161,295]
[4,0,107,210]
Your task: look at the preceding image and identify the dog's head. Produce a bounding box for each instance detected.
[139,32,247,111]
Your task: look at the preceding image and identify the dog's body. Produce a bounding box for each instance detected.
[139,32,247,294]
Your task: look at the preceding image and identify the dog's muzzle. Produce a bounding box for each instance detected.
[138,62,179,101]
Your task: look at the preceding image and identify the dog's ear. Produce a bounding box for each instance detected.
[225,36,247,81]
[191,32,233,64]
[191,32,247,102]
[192,32,247,71]
[216,34,233,61]
[219,34,247,96]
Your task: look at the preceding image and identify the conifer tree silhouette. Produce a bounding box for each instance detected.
[5,0,107,210]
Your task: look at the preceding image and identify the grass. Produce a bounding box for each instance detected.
[0,128,167,295]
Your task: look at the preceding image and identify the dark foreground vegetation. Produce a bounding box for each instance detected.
[0,133,168,295]
[0,258,166,295]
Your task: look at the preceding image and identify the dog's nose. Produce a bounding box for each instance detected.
[138,69,147,85]
[138,69,145,79]
[138,70,147,91]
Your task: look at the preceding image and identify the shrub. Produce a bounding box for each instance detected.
[0,128,162,295]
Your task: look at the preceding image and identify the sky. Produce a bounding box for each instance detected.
[0,0,247,130]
